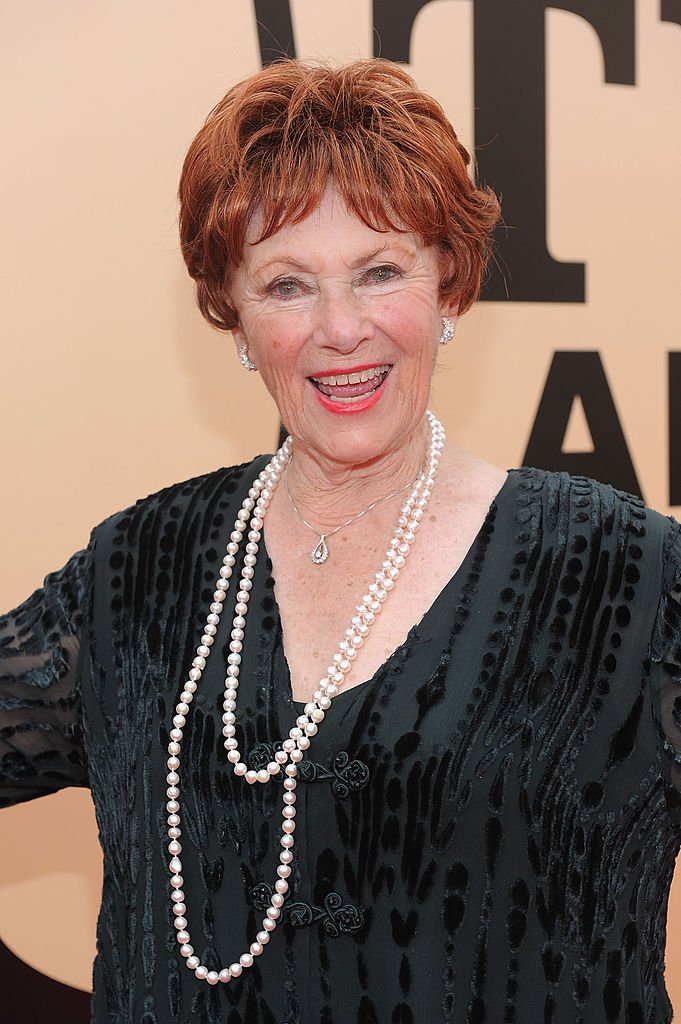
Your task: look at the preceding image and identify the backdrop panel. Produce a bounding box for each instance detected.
[1,1,679,1018]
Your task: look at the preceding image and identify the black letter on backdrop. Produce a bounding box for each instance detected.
[0,938,90,1022]
[373,0,636,303]
[670,353,681,506]
[254,0,296,63]
[662,0,681,26]
[524,351,641,495]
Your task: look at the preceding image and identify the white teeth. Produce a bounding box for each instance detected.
[311,364,390,386]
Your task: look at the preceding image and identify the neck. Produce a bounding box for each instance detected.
[282,419,430,532]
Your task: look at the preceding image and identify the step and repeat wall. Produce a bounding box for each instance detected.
[1,1,680,1019]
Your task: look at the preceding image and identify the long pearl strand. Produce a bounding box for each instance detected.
[166,411,446,984]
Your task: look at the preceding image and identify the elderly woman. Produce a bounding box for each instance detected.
[2,59,681,1024]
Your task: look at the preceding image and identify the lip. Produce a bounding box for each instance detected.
[307,361,392,380]
[308,368,390,415]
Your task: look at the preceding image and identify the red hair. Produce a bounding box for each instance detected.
[179,59,500,331]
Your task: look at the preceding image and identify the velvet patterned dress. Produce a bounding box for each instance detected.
[2,458,681,1024]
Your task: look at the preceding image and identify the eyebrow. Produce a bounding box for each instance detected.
[251,242,416,278]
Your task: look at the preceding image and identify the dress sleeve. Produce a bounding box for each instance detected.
[650,522,681,811]
[0,542,93,807]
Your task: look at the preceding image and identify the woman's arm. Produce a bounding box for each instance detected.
[0,543,93,807]
[650,522,681,817]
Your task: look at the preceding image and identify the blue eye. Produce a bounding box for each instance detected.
[367,265,398,283]
[269,278,300,298]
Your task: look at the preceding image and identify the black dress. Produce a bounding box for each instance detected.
[2,458,681,1024]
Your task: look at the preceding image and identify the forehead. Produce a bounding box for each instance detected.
[242,187,421,268]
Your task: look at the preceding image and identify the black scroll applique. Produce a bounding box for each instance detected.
[247,744,369,798]
[249,883,365,937]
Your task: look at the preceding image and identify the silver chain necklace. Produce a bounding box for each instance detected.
[165,411,446,985]
[284,462,419,564]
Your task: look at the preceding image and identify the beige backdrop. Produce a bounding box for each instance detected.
[1,0,680,1005]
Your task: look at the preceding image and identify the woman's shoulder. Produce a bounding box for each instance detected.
[505,464,679,578]
[88,454,272,554]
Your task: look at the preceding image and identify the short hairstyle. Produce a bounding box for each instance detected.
[179,59,500,331]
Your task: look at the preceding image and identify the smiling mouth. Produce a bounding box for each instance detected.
[308,364,392,402]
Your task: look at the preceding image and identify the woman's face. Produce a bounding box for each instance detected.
[228,186,457,468]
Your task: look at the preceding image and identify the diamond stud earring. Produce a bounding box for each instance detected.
[238,345,257,371]
[439,317,456,345]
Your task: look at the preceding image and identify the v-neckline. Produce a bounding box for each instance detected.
[261,468,517,708]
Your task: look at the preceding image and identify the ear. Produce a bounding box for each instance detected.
[440,296,460,319]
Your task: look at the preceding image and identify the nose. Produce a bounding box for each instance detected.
[314,289,373,354]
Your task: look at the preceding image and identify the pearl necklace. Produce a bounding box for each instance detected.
[165,411,446,985]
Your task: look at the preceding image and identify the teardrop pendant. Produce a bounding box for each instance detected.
[311,535,329,564]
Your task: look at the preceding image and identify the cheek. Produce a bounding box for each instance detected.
[248,315,306,371]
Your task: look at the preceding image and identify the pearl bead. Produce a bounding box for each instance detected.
[207,971,219,985]
[186,955,199,970]
[195,966,208,980]
[240,953,254,968]
[263,918,276,932]
[245,770,258,784]
[180,944,193,957]
[219,969,232,983]
[250,942,264,957]
[177,930,190,944]
[257,930,270,944]
[234,763,247,776]
[230,963,243,976]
